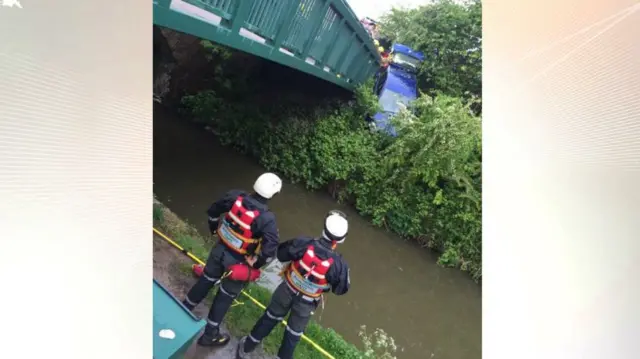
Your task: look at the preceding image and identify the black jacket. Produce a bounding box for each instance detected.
[277,236,350,295]
[207,189,279,268]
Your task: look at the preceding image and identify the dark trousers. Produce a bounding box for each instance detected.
[245,282,318,359]
[183,243,246,334]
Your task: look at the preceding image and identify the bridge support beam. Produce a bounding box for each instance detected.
[153,0,381,90]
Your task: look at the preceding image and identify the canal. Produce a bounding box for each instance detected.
[153,106,482,359]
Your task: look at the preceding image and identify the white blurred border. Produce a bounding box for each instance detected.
[484,1,640,358]
[0,0,152,358]
[0,0,638,358]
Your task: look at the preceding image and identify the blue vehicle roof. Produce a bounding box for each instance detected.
[370,45,422,137]
[392,43,425,62]
[371,66,418,137]
[384,66,418,100]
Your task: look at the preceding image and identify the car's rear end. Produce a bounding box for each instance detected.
[370,52,422,136]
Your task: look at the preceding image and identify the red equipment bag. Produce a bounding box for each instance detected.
[191,263,261,282]
[227,263,261,282]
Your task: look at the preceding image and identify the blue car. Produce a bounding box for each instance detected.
[368,43,425,136]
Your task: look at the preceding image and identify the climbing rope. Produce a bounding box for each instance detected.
[152,227,337,359]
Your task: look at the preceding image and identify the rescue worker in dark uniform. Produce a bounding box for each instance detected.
[181,172,283,348]
[236,210,351,359]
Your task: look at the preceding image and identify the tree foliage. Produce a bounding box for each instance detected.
[379,0,482,103]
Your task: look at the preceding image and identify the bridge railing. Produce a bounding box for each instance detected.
[153,0,381,89]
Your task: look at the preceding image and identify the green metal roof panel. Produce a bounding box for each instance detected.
[153,279,206,359]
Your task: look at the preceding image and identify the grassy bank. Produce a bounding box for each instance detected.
[153,198,364,359]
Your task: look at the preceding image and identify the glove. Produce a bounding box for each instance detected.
[252,255,269,269]
[192,264,204,277]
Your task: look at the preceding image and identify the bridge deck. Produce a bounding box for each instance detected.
[153,0,381,90]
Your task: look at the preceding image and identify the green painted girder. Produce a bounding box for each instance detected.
[153,0,381,90]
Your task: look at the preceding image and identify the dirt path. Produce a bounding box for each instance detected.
[153,236,276,359]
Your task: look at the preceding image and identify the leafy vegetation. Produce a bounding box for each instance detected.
[177,0,482,281]
[359,326,399,359]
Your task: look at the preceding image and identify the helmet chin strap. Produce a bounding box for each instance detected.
[320,233,338,250]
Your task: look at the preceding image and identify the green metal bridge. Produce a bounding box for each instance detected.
[153,0,381,90]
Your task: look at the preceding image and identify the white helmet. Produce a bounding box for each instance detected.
[322,210,348,244]
[253,172,282,199]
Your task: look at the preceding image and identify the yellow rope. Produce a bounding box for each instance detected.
[152,227,337,359]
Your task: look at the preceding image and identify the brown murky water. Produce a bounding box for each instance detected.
[153,106,482,359]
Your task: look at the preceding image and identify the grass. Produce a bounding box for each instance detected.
[153,198,363,359]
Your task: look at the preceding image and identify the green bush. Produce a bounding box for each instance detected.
[180,84,482,280]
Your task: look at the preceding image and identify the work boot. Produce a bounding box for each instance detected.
[197,325,230,347]
[236,336,249,359]
[236,336,259,358]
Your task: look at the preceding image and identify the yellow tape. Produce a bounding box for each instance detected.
[152,227,337,359]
